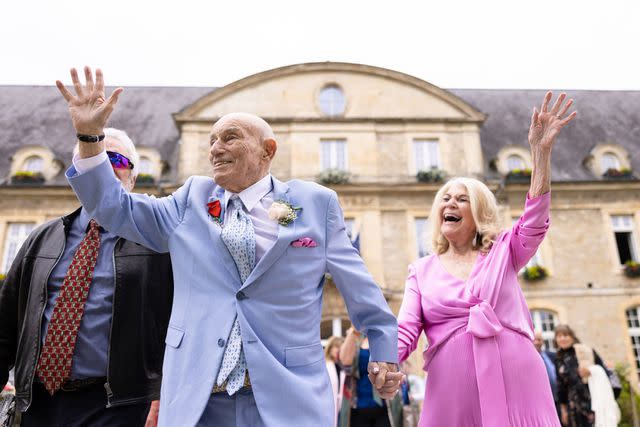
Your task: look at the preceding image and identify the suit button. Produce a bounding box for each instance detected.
[218,338,225,347]
[236,291,247,300]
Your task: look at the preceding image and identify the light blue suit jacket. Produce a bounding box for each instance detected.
[67,159,398,427]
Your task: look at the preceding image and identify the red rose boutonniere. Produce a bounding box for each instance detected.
[207,200,222,224]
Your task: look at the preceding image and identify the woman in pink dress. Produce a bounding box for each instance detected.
[397,92,576,427]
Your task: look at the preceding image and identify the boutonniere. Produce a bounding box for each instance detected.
[207,199,222,224]
[268,200,301,226]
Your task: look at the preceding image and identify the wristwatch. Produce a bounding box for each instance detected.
[76,133,105,143]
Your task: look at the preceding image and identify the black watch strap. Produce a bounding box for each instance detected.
[77,134,105,143]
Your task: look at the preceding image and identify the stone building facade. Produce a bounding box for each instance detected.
[1,62,639,381]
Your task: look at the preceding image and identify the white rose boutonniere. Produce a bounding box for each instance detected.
[268,200,301,226]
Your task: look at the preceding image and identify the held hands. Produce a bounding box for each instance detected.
[56,66,123,135]
[528,91,577,152]
[367,361,404,400]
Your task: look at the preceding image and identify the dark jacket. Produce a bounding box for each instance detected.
[0,208,174,412]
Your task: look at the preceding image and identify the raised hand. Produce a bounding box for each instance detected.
[528,91,577,152]
[367,361,404,399]
[56,66,123,135]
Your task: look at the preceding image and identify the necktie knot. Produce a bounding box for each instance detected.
[230,197,242,210]
[88,219,100,232]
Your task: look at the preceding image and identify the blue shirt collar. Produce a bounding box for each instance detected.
[78,208,104,233]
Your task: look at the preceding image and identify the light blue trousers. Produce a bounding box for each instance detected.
[196,388,264,427]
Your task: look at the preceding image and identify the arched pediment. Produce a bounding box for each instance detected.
[174,62,486,124]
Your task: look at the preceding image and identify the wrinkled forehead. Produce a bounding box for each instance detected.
[210,116,256,139]
[444,182,469,196]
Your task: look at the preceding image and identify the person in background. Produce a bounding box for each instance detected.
[0,129,173,427]
[554,325,620,427]
[326,336,345,426]
[535,330,560,421]
[340,327,401,427]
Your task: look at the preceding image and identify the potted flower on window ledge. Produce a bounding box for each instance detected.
[521,265,548,282]
[136,173,155,185]
[0,274,5,286]
[506,168,532,183]
[603,167,633,180]
[416,169,445,183]
[624,261,640,278]
[10,171,45,185]
[318,169,351,185]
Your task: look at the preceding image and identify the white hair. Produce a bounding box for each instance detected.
[73,128,140,177]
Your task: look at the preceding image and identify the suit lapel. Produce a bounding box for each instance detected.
[241,177,296,290]
[208,185,241,283]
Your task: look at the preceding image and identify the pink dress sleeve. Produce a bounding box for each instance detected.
[509,191,551,271]
[397,264,424,363]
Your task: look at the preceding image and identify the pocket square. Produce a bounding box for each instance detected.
[291,237,317,248]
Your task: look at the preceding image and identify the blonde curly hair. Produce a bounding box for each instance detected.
[429,177,502,255]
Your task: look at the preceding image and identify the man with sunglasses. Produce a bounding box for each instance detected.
[0,128,173,426]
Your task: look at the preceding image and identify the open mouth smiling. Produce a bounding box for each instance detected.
[214,160,233,167]
[443,214,462,223]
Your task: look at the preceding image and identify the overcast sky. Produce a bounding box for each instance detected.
[1,0,639,90]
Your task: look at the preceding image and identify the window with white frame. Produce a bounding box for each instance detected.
[506,154,526,171]
[415,217,430,258]
[138,156,153,175]
[318,85,346,117]
[626,306,640,381]
[413,139,439,172]
[611,215,638,265]
[22,156,44,173]
[321,139,347,171]
[2,222,36,273]
[530,309,558,351]
[601,152,621,172]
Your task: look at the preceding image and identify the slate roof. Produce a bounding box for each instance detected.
[0,86,211,184]
[451,89,640,181]
[1,85,638,184]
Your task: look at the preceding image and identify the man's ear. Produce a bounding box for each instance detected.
[263,138,277,160]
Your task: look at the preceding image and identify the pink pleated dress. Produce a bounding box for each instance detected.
[398,192,560,427]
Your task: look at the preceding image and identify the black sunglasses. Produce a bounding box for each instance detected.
[106,151,134,170]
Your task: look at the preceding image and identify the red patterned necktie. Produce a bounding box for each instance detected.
[36,219,101,395]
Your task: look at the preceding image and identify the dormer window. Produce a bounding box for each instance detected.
[586,143,632,178]
[496,147,531,177]
[23,155,44,172]
[318,84,346,117]
[139,156,153,175]
[506,154,526,171]
[601,152,621,172]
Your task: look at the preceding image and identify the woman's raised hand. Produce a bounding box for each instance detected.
[528,91,577,152]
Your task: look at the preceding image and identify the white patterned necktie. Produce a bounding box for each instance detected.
[217,197,255,395]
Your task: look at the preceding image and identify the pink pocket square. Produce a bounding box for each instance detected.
[291,237,317,248]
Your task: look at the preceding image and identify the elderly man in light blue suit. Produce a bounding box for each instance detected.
[57,67,401,427]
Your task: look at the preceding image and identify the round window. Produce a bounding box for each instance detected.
[318,84,346,117]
